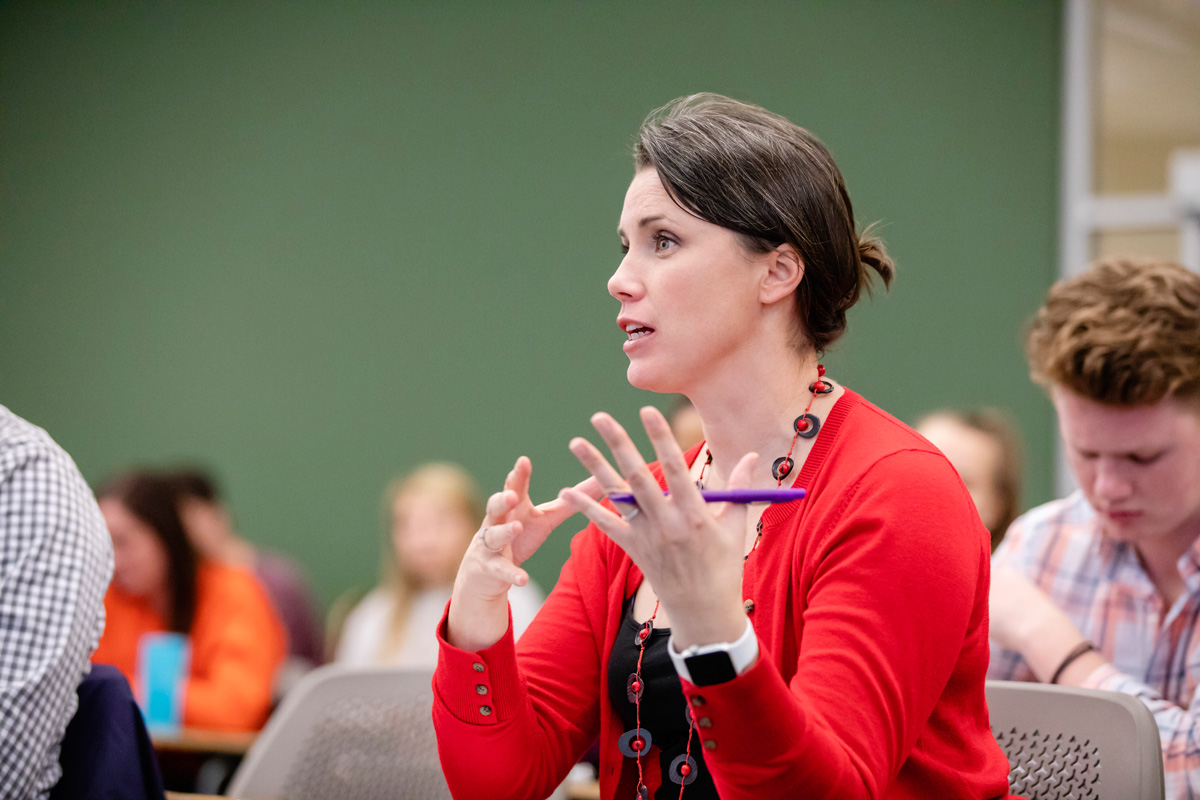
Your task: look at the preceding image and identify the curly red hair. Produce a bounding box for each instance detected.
[1027,259,1200,405]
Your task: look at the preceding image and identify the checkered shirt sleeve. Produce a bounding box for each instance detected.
[0,407,113,800]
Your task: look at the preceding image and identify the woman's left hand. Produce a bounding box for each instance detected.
[558,406,757,650]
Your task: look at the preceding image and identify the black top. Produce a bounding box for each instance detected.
[607,597,718,799]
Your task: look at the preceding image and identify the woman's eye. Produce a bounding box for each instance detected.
[654,234,676,253]
[620,242,629,255]
[1130,453,1163,465]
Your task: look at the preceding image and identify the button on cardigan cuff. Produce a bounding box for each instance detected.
[434,600,523,726]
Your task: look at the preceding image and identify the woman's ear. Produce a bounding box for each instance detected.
[760,243,804,305]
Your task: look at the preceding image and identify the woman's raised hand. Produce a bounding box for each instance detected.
[559,407,757,650]
[448,456,599,651]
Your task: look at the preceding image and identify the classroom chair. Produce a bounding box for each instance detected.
[986,679,1165,799]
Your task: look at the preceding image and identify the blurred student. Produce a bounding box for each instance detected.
[92,472,285,732]
[335,463,542,668]
[170,469,324,671]
[667,395,705,450]
[916,409,1023,550]
[0,406,112,800]
[989,260,1200,799]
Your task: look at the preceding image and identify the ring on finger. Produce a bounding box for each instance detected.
[479,526,504,552]
[620,504,640,522]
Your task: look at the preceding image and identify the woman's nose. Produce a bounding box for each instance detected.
[607,255,641,301]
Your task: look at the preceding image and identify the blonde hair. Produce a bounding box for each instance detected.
[378,462,483,661]
[1027,259,1200,405]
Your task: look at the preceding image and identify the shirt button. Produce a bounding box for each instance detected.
[479,705,493,716]
[703,740,717,750]
[743,599,755,614]
[473,662,485,672]
[476,684,488,695]
[690,695,706,707]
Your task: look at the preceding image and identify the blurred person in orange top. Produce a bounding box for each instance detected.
[91,471,286,731]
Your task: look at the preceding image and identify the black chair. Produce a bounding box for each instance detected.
[50,663,167,800]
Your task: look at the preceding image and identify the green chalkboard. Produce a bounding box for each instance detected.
[0,2,1062,610]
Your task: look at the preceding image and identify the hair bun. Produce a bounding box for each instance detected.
[856,224,896,293]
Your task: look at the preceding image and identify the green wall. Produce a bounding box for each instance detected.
[0,2,1062,610]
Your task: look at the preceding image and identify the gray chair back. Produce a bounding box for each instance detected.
[226,665,450,800]
[986,679,1165,800]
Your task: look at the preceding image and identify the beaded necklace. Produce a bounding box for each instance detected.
[626,366,828,799]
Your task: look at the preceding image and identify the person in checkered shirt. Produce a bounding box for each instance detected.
[988,259,1200,799]
[0,405,113,799]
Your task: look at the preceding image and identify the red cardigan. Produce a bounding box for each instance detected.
[434,390,1016,799]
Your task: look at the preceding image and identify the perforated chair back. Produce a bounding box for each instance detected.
[986,680,1165,800]
[226,665,450,800]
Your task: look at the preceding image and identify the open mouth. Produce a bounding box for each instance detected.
[624,323,655,341]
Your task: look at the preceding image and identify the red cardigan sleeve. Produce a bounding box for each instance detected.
[433,527,609,800]
[680,450,1006,799]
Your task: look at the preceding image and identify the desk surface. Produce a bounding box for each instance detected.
[152,727,257,755]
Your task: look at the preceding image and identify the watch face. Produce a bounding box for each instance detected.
[684,651,738,686]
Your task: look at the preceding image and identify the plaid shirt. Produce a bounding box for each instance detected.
[0,406,112,799]
[990,491,1200,800]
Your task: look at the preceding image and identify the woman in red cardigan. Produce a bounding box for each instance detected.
[433,94,1017,799]
[93,472,285,732]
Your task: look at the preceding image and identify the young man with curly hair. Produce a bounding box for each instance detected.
[989,258,1200,798]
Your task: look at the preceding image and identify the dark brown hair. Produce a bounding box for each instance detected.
[1027,259,1200,405]
[169,467,221,504]
[99,472,198,634]
[634,93,894,353]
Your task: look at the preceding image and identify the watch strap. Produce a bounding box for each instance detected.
[668,618,758,686]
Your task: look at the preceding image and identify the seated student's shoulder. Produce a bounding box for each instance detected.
[196,561,284,621]
[835,391,961,480]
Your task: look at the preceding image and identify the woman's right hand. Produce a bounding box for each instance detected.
[448,456,599,651]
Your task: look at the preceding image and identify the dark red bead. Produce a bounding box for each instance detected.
[797,419,809,431]
[638,629,648,641]
[680,764,692,777]
[817,364,825,376]
[632,737,645,751]
[631,681,641,692]
[772,456,794,480]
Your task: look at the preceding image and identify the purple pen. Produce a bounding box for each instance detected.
[606,488,806,506]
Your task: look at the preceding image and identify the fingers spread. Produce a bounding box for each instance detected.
[727,451,759,488]
[485,489,518,524]
[477,520,521,552]
[505,456,533,499]
[568,436,626,493]
[712,452,758,522]
[640,406,699,510]
[573,474,604,499]
[483,557,527,587]
[558,486,635,551]
[589,413,663,509]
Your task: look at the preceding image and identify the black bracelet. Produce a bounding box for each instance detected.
[1050,640,1096,684]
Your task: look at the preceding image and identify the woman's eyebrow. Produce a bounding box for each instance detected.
[617,214,668,238]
